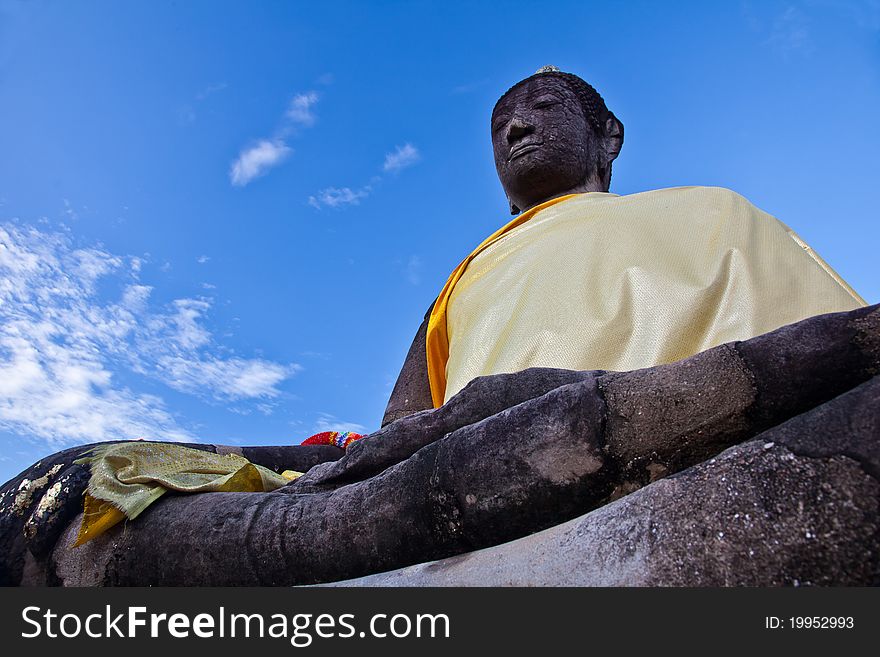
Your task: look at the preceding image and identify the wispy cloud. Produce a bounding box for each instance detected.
[308,185,372,210]
[196,82,228,101]
[230,139,292,187]
[286,92,319,127]
[383,143,420,173]
[180,82,228,126]
[62,198,78,221]
[0,223,298,449]
[230,88,321,187]
[155,355,298,400]
[197,254,210,264]
[313,413,368,435]
[309,143,420,211]
[403,255,422,285]
[299,350,331,359]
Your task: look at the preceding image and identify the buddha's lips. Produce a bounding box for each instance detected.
[508,142,542,161]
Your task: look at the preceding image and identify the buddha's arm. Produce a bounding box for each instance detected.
[4,304,878,585]
[382,304,436,426]
[34,304,880,585]
[0,440,343,583]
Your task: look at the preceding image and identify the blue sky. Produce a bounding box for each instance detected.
[1,0,878,483]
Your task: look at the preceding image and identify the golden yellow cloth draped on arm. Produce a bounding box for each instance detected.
[74,442,299,546]
[427,187,865,406]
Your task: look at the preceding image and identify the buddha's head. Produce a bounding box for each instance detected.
[492,67,624,214]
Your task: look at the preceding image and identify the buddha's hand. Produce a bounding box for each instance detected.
[0,443,100,561]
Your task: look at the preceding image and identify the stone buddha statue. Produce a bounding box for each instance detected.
[1,68,877,587]
[384,66,864,423]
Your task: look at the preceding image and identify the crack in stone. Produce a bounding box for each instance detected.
[426,441,468,553]
[242,496,268,585]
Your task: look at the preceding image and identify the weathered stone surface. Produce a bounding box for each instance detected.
[382,313,433,426]
[328,377,880,586]
[299,367,597,492]
[599,306,880,494]
[734,304,880,427]
[2,305,878,586]
[602,343,755,481]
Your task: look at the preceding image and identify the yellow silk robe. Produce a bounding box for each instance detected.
[429,187,865,405]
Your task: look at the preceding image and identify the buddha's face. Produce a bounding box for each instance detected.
[492,76,595,212]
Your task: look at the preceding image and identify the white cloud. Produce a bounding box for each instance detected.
[0,223,299,449]
[308,186,372,209]
[165,298,212,350]
[229,89,320,187]
[62,199,78,221]
[197,255,210,264]
[313,413,368,435]
[196,82,228,101]
[286,92,319,127]
[383,143,420,173]
[156,356,299,400]
[308,143,419,210]
[121,284,151,312]
[404,255,422,285]
[230,140,292,187]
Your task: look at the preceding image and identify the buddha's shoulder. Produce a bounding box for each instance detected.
[617,185,759,209]
[597,186,774,230]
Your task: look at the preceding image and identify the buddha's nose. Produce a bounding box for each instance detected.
[506,118,532,143]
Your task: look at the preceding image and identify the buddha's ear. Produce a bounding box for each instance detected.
[604,113,624,163]
[509,199,521,215]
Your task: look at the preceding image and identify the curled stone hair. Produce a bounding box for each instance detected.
[493,65,613,136]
